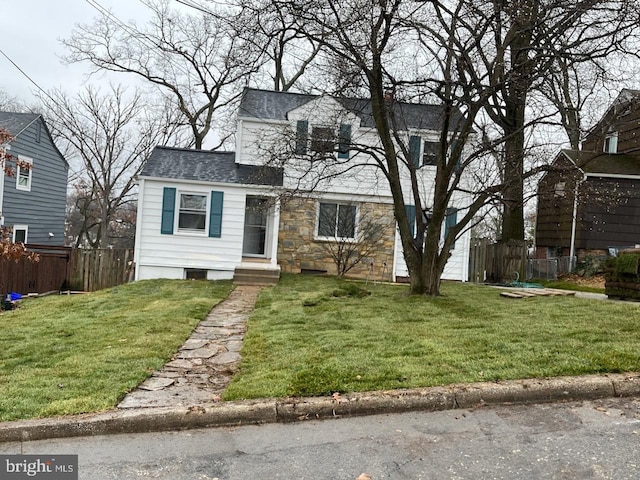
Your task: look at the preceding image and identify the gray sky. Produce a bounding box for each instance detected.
[0,0,154,104]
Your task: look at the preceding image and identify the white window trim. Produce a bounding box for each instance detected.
[12,224,28,244]
[175,191,209,236]
[604,132,618,154]
[315,201,359,242]
[16,155,33,192]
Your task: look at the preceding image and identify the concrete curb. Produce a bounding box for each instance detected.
[2,372,639,443]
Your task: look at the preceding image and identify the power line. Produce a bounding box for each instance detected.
[0,47,58,105]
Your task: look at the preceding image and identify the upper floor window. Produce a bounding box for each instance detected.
[296,121,351,159]
[604,132,618,154]
[317,202,357,239]
[16,156,33,191]
[409,136,441,167]
[422,141,439,166]
[311,126,334,154]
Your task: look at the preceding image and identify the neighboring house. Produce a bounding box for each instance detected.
[134,88,471,283]
[535,89,640,261]
[0,112,68,245]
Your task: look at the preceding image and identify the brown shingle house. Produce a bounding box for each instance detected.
[535,89,640,261]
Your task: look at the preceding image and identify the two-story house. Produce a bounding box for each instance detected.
[535,89,640,262]
[134,88,471,283]
[0,112,68,245]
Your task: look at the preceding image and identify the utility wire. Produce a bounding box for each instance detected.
[0,47,58,105]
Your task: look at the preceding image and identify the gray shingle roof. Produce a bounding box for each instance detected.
[0,111,40,137]
[140,146,284,186]
[238,88,459,131]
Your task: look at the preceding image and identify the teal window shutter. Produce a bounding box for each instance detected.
[295,120,309,154]
[161,187,176,235]
[409,135,421,168]
[450,139,461,169]
[445,207,458,248]
[338,123,351,158]
[209,191,224,238]
[405,204,416,238]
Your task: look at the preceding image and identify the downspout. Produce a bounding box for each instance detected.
[0,144,7,225]
[569,173,586,272]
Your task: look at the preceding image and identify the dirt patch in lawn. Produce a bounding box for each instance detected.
[559,274,605,289]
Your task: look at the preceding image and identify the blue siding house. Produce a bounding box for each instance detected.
[0,112,68,245]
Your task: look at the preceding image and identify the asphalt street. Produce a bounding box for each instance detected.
[1,396,639,479]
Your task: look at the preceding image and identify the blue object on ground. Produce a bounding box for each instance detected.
[9,292,22,301]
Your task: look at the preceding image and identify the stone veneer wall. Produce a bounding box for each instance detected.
[277,197,397,280]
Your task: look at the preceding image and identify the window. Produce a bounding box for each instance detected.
[554,181,566,197]
[317,202,357,239]
[160,187,224,238]
[295,120,351,157]
[16,156,32,191]
[311,126,335,154]
[12,225,28,244]
[178,194,207,231]
[604,132,618,153]
[409,136,439,167]
[185,268,207,280]
[422,141,439,166]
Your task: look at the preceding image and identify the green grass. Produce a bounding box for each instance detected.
[0,279,233,422]
[224,273,640,400]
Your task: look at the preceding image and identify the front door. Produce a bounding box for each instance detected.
[242,197,268,256]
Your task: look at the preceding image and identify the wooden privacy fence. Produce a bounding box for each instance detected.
[468,238,528,284]
[0,246,134,295]
[0,245,70,295]
[68,248,134,292]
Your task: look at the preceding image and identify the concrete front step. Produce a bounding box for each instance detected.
[233,268,280,285]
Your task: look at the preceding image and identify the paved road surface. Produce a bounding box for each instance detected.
[2,397,639,479]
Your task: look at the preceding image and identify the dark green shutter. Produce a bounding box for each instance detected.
[445,207,458,248]
[161,187,176,235]
[405,205,416,238]
[209,191,224,238]
[338,123,351,158]
[409,135,421,168]
[450,139,461,169]
[295,120,309,155]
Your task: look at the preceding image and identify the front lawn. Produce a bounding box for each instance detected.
[224,274,640,400]
[0,279,233,422]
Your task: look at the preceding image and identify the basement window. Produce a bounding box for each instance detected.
[185,268,207,280]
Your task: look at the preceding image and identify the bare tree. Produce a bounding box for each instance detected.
[262,0,640,295]
[263,0,516,295]
[0,90,25,113]
[63,0,261,148]
[223,0,325,92]
[38,85,182,248]
[462,0,640,242]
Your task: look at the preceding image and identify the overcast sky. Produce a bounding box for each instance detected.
[0,0,157,105]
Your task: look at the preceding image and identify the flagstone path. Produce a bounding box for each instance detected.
[117,285,263,409]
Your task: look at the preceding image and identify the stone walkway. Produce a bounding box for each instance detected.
[118,285,263,410]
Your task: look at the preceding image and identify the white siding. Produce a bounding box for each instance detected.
[393,228,471,282]
[135,180,247,280]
